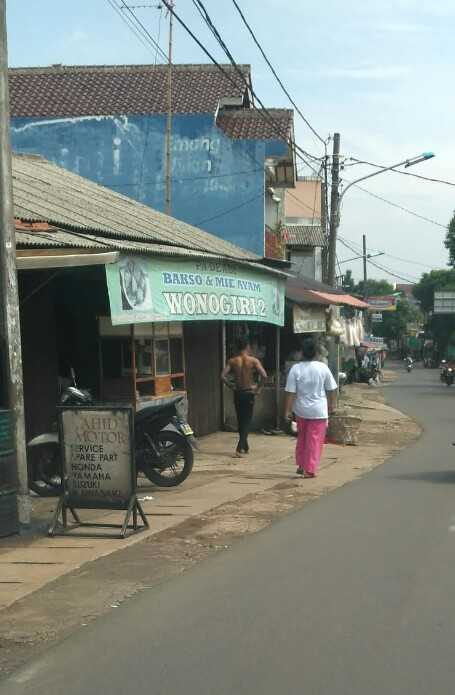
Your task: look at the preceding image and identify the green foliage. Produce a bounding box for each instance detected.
[342,269,355,292]
[445,211,455,266]
[355,278,394,297]
[412,269,455,313]
[371,299,422,341]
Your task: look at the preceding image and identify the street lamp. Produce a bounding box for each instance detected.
[338,252,384,265]
[337,151,435,213]
[328,151,435,286]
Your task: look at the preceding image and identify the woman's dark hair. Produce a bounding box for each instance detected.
[302,337,316,361]
[237,337,250,352]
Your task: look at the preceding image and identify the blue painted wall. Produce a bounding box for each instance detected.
[11,113,287,256]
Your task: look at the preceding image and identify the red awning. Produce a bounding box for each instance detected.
[308,290,369,309]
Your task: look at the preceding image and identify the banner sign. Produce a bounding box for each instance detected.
[367,295,397,312]
[58,406,135,510]
[371,312,383,323]
[106,255,285,326]
[434,291,455,314]
[293,304,326,334]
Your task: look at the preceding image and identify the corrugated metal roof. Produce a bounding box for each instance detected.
[284,225,326,247]
[15,227,286,277]
[12,154,257,262]
[9,64,250,117]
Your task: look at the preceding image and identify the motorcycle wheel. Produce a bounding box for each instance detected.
[28,442,62,497]
[141,430,193,487]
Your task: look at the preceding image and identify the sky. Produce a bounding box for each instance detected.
[6,0,455,284]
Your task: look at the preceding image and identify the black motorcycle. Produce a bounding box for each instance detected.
[27,373,194,496]
[446,367,455,386]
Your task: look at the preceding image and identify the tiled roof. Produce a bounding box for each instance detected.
[217,108,293,140]
[9,64,250,118]
[11,154,258,262]
[283,224,326,247]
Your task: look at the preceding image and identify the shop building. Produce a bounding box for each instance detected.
[9,64,295,258]
[11,154,285,452]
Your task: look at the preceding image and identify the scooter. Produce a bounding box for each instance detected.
[405,357,413,373]
[446,367,455,386]
[440,360,448,382]
[27,370,194,496]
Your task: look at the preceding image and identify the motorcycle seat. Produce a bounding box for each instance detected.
[135,394,185,421]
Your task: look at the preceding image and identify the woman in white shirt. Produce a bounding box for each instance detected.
[284,337,338,478]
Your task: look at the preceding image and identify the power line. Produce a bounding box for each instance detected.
[345,181,447,229]
[121,1,168,61]
[105,168,263,188]
[161,0,322,177]
[195,191,264,226]
[349,157,455,189]
[106,0,160,56]
[367,258,419,284]
[340,234,437,270]
[338,237,419,283]
[230,0,326,146]
[154,3,164,65]
[108,0,168,62]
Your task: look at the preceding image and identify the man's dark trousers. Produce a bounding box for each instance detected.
[233,390,255,453]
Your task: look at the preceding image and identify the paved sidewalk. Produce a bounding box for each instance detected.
[0,381,413,613]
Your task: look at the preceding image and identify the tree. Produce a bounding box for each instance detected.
[354,278,394,297]
[342,269,355,292]
[412,269,455,313]
[372,299,422,342]
[445,211,455,266]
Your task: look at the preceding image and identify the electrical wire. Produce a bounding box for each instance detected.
[338,237,419,283]
[195,191,264,226]
[106,0,160,56]
[104,168,264,188]
[340,234,437,270]
[154,4,164,65]
[230,0,326,146]
[344,181,447,229]
[349,157,455,189]
[107,0,168,62]
[162,0,322,177]
[121,0,168,61]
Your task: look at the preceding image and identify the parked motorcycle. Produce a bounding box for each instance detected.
[27,371,194,496]
[440,360,447,382]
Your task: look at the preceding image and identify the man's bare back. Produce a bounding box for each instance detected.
[222,349,267,392]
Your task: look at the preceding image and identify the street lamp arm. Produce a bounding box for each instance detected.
[338,152,435,208]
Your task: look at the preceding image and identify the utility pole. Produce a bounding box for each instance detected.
[362,234,368,301]
[164,1,173,215]
[327,132,340,287]
[0,0,30,525]
[321,151,330,283]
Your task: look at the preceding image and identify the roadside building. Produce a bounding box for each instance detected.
[9,63,295,258]
[283,176,326,281]
[11,154,285,452]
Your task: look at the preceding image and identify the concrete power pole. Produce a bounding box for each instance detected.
[362,234,368,300]
[0,0,30,525]
[327,132,340,287]
[164,2,174,216]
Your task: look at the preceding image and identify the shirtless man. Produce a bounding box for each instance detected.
[221,338,267,457]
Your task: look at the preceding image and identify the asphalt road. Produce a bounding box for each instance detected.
[3,364,455,695]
